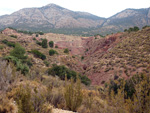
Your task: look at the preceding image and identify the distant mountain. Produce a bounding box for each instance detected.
[0,4,105,34]
[0,4,150,35]
[97,8,150,34]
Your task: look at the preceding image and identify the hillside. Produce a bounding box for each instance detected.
[0,4,150,35]
[82,27,150,85]
[0,27,150,113]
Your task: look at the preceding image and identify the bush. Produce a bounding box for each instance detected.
[10,35,17,38]
[80,75,91,86]
[15,85,34,113]
[48,64,90,85]
[42,39,48,48]
[48,65,69,80]
[64,77,83,111]
[64,48,69,54]
[49,41,54,48]
[81,56,84,60]
[2,39,15,47]
[31,49,46,60]
[33,38,36,40]
[7,42,15,47]
[4,56,29,75]
[0,97,18,113]
[49,49,57,56]
[10,43,27,60]
[16,63,29,75]
[2,39,8,44]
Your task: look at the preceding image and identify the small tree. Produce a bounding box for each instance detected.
[49,41,54,48]
[64,48,69,54]
[42,39,48,48]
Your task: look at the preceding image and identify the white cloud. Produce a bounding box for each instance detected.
[0,0,150,17]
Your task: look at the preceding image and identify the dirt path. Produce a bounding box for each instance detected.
[52,108,77,113]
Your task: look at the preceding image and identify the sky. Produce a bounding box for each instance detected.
[0,0,150,18]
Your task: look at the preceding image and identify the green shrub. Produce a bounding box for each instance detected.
[80,75,91,86]
[4,55,19,65]
[42,39,48,48]
[48,64,90,85]
[10,35,17,38]
[7,42,15,47]
[10,43,27,60]
[2,39,8,44]
[49,41,54,48]
[33,38,36,40]
[4,56,29,75]
[31,49,46,60]
[55,45,58,48]
[81,56,84,60]
[49,49,57,56]
[2,39,15,47]
[64,48,69,54]
[17,63,29,75]
[48,65,69,80]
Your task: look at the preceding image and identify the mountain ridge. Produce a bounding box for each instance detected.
[0,4,150,35]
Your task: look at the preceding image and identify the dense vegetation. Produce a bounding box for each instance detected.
[8,27,44,35]
[124,26,139,32]
[2,39,15,47]
[48,64,91,85]
[4,44,30,75]
[30,49,46,60]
